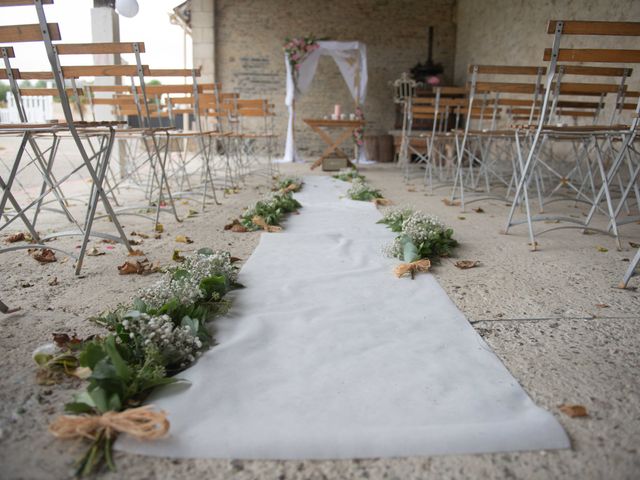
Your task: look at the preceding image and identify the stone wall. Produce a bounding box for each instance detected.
[192,0,457,158]
[454,0,640,86]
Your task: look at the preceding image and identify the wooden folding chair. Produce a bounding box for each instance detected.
[0,0,135,275]
[503,20,640,251]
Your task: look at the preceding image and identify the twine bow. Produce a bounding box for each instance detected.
[49,405,169,441]
[281,183,300,194]
[252,216,282,232]
[394,259,431,279]
[373,198,392,206]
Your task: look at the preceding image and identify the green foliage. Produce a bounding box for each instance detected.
[41,249,239,476]
[275,176,303,192]
[240,192,302,230]
[333,168,365,183]
[0,81,10,103]
[347,180,383,201]
[377,207,415,232]
[381,209,458,263]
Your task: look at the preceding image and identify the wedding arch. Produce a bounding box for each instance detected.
[282,40,370,163]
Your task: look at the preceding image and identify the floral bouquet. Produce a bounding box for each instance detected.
[41,249,241,476]
[353,105,365,146]
[347,179,384,202]
[283,36,320,90]
[380,207,458,278]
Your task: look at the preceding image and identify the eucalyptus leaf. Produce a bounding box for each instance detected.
[104,336,132,382]
[79,342,106,369]
[402,237,420,263]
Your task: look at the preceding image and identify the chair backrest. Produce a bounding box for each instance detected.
[468,65,546,127]
[538,20,640,131]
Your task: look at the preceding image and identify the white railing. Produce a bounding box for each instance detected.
[0,94,53,123]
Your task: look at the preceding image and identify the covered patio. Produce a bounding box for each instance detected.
[0,1,639,479]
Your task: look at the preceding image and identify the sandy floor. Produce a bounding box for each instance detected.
[1,154,639,479]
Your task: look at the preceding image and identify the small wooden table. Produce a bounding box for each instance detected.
[303,118,365,170]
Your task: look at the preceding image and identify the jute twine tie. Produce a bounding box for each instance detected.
[49,405,169,441]
[394,259,431,279]
[252,216,283,232]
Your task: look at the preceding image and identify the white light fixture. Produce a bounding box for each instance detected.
[115,0,139,18]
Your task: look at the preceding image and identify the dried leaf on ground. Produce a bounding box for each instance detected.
[86,247,105,257]
[455,260,480,269]
[52,333,84,349]
[155,223,164,233]
[117,258,159,275]
[373,198,392,206]
[100,239,117,244]
[596,245,608,253]
[31,248,56,263]
[458,216,466,220]
[442,198,460,207]
[472,207,485,213]
[154,233,162,239]
[48,276,58,286]
[187,209,199,218]
[629,241,640,249]
[175,235,194,244]
[130,231,149,239]
[595,303,609,308]
[224,219,248,233]
[230,256,243,263]
[407,187,417,192]
[172,250,185,262]
[128,238,143,246]
[6,232,27,243]
[127,249,145,257]
[559,404,588,418]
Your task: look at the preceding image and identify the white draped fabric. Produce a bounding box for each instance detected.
[282,40,370,163]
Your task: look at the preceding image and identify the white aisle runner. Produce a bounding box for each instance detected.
[118,176,569,459]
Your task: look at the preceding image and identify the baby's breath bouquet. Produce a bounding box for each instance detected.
[275,176,303,193]
[333,168,365,183]
[347,179,383,201]
[45,248,241,476]
[383,210,458,261]
[241,192,302,230]
[377,206,415,232]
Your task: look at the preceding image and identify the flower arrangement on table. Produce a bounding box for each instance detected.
[378,207,458,278]
[35,249,241,476]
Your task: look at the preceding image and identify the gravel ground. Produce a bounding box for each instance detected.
[1,155,639,480]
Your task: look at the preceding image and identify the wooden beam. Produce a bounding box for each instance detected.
[470,65,545,75]
[61,65,151,78]
[544,48,640,63]
[0,23,61,43]
[147,67,201,77]
[20,88,83,96]
[55,42,146,55]
[547,20,640,36]
[0,46,15,57]
[0,0,54,5]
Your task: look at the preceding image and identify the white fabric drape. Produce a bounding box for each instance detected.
[282,40,370,163]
